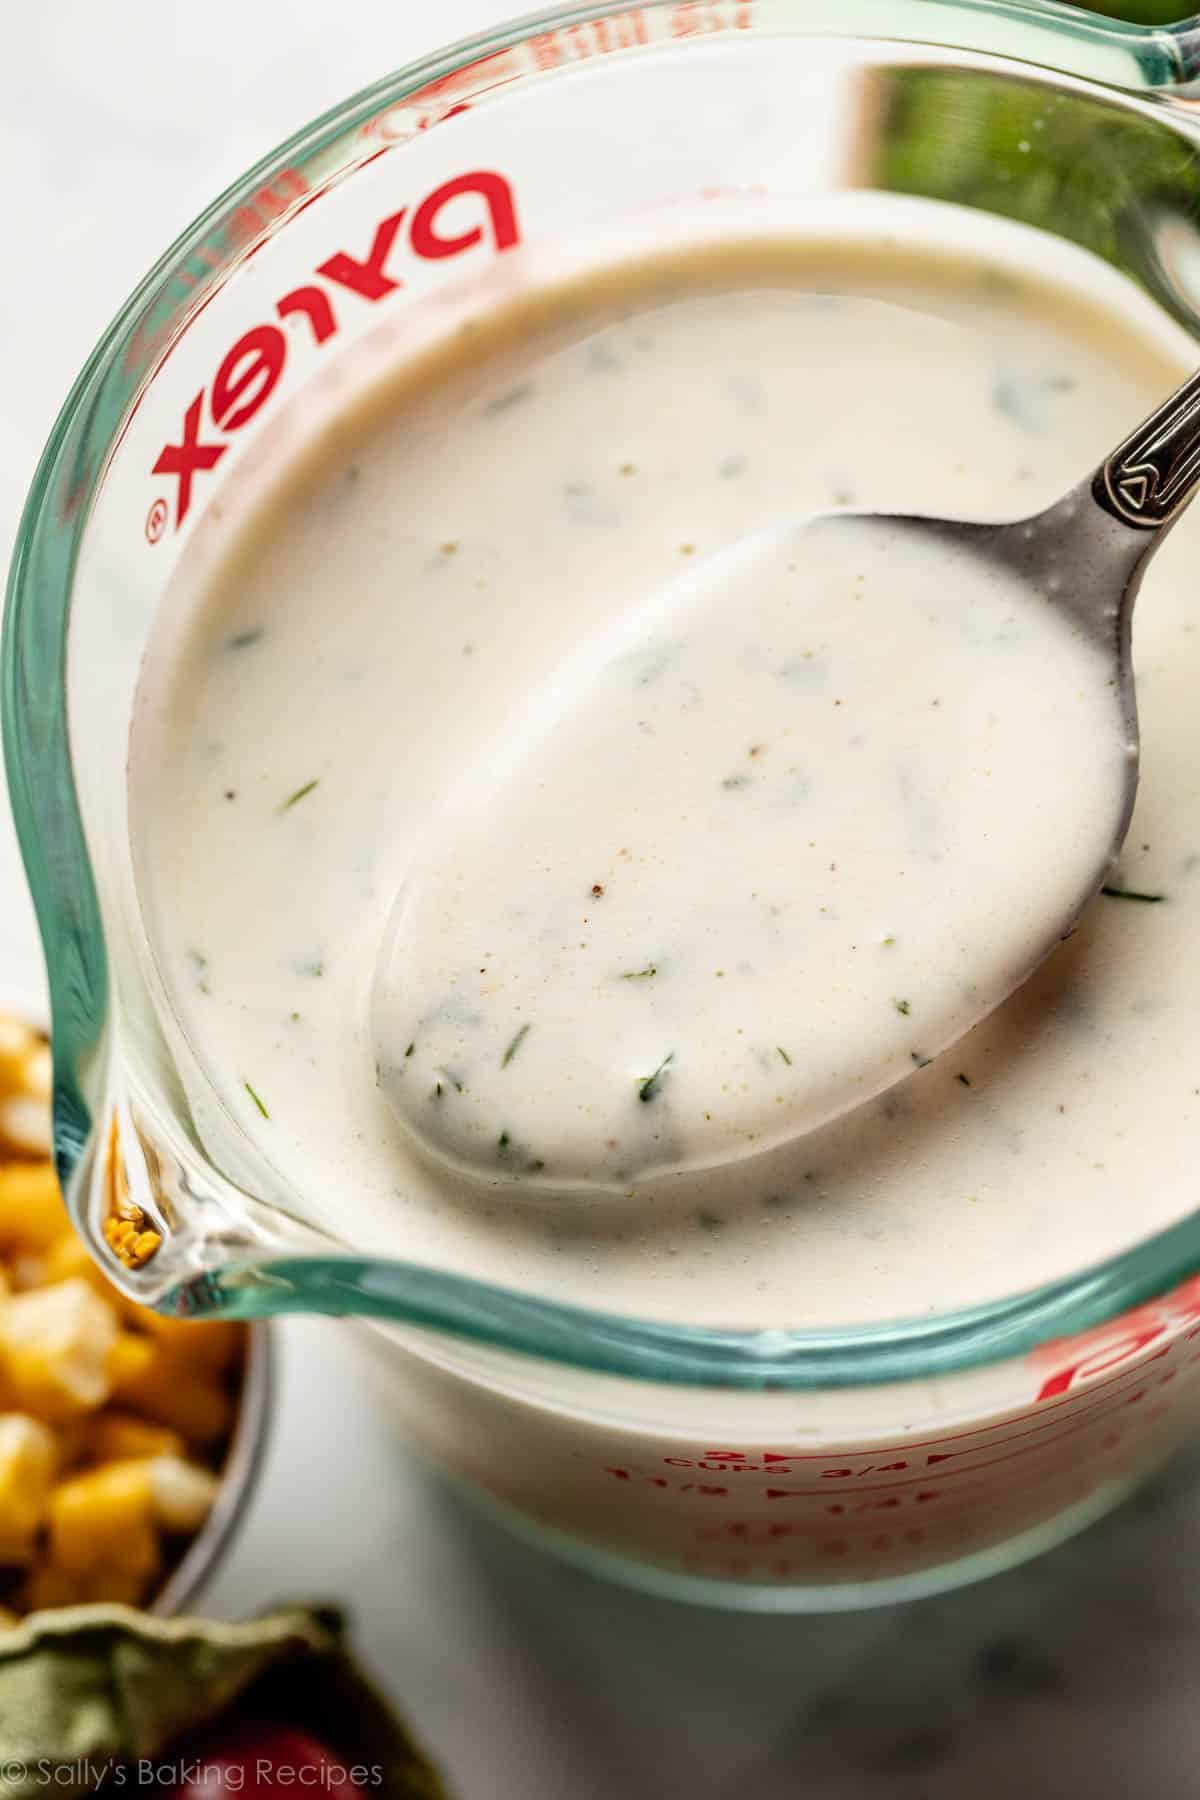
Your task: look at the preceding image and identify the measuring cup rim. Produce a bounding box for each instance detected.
[9,0,1200,1391]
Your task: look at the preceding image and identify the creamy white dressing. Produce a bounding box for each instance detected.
[374,514,1127,1188]
[130,227,1200,1328]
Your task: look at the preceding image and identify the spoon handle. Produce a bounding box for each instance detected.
[1096,367,1200,531]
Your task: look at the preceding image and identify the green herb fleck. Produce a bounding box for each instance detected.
[527,1159,546,1174]
[957,1072,971,1087]
[895,998,911,1016]
[882,935,896,947]
[776,1046,792,1066]
[721,773,751,791]
[498,1130,511,1151]
[290,1011,301,1023]
[405,1042,415,1058]
[638,1052,674,1104]
[911,1051,932,1070]
[186,948,210,996]
[432,1082,444,1100]
[993,373,1032,428]
[226,627,263,651]
[244,1080,269,1119]
[620,965,658,981]
[1101,885,1165,903]
[281,778,320,812]
[435,1067,464,1093]
[502,1023,532,1067]
[484,381,532,415]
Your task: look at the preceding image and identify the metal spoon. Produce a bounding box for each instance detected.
[876,362,1200,869]
[374,372,1200,1192]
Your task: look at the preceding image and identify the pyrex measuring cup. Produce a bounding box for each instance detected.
[12,0,1200,1611]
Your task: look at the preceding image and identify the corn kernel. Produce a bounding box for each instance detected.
[0,1414,56,1564]
[86,1413,185,1465]
[139,1313,243,1376]
[50,1418,91,1473]
[107,1332,156,1388]
[147,1456,220,1533]
[48,1461,160,1579]
[42,1234,164,1333]
[21,1045,50,1105]
[0,1165,68,1250]
[0,1279,119,1420]
[7,1254,44,1292]
[0,1019,35,1093]
[109,1335,231,1446]
[102,1213,161,1272]
[0,1097,51,1160]
[41,1231,114,1299]
[0,1027,248,1620]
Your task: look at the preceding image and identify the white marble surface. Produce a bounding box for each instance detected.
[6,6,1200,1796]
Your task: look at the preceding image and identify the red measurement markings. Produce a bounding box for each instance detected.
[527,11,650,67]
[359,49,521,143]
[122,169,310,384]
[601,1362,1188,1503]
[604,1470,728,1495]
[677,1531,955,1574]
[756,1390,1179,1497]
[692,1475,1112,1554]
[692,1434,1155,1545]
[649,1347,1195,1477]
[668,1,754,32]
[691,1497,1073,1557]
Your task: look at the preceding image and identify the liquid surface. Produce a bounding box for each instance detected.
[132,224,1200,1327]
[375,514,1127,1189]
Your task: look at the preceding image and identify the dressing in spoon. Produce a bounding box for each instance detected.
[371,366,1200,1192]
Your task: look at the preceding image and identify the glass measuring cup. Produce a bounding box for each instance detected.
[11,0,1200,1610]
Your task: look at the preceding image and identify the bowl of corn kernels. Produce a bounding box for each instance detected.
[0,1003,268,1620]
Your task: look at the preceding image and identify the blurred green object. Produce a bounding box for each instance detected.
[871,59,1200,332]
[0,1603,449,1800]
[1083,2,1191,19]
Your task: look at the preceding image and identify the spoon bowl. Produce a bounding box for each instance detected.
[372,463,1156,1193]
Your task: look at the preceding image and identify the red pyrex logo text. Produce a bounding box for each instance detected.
[1034,1272,1200,1400]
[151,170,519,529]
